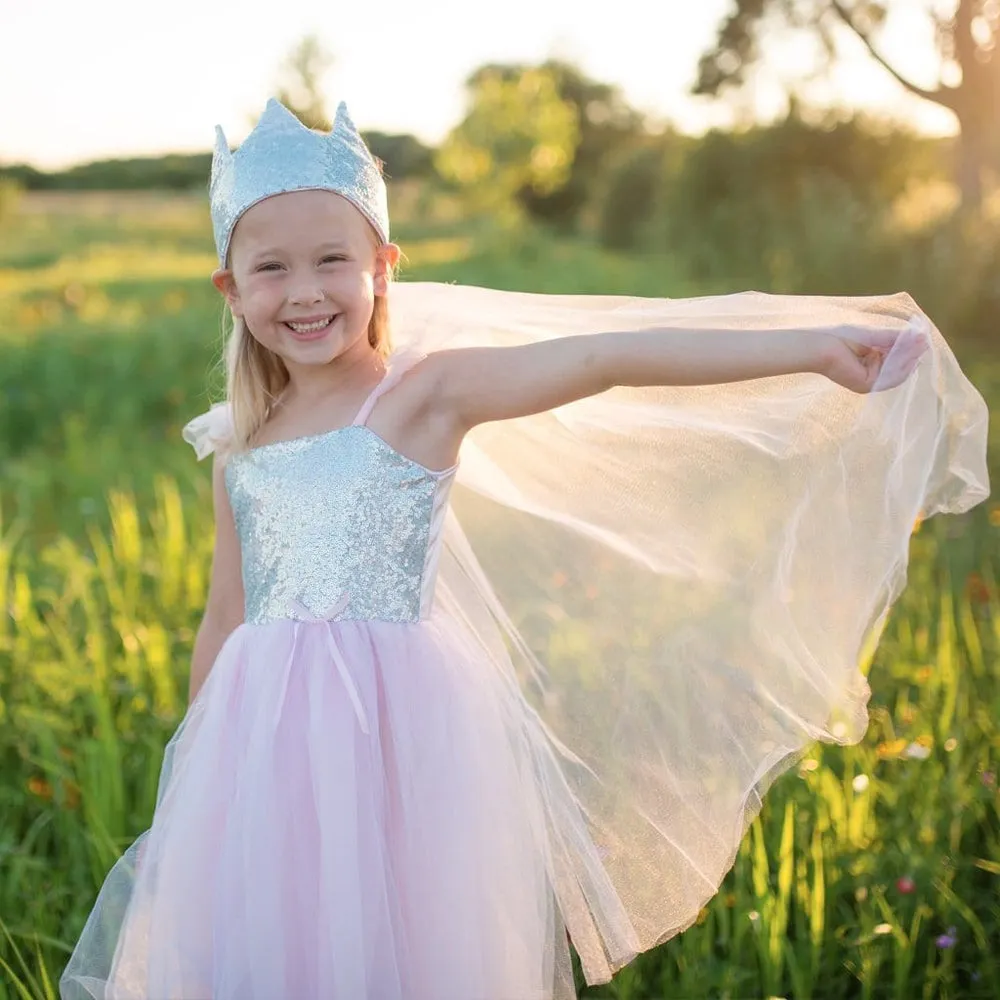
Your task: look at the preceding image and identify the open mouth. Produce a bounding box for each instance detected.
[284,316,338,338]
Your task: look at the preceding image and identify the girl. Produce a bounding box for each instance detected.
[60,98,989,999]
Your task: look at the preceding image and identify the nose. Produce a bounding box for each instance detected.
[287,275,324,306]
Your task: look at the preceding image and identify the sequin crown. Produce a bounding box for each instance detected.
[210,97,390,266]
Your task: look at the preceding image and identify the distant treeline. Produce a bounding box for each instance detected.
[0,131,434,192]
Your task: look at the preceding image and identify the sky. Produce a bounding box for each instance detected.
[1,0,958,169]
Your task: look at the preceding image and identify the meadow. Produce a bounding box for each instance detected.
[0,185,997,999]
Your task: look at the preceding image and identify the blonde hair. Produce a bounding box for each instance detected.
[221,283,393,454]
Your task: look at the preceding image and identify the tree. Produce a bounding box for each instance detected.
[274,34,334,131]
[436,66,580,223]
[453,60,647,229]
[694,1,999,209]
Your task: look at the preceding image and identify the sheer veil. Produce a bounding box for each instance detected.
[388,281,989,982]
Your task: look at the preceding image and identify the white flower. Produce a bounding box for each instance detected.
[852,774,870,793]
[874,923,893,935]
[904,742,932,760]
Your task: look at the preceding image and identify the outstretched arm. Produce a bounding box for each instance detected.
[431,322,929,430]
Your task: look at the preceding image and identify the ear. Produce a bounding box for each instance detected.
[211,268,244,317]
[373,243,401,297]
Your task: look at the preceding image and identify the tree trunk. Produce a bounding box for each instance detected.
[954,107,989,212]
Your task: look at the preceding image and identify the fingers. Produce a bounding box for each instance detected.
[873,329,928,390]
[857,315,931,354]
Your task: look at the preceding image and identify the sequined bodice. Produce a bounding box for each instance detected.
[224,373,457,627]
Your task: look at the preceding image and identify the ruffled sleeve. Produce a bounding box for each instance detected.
[181,401,235,461]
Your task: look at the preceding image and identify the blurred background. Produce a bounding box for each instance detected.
[1,2,997,997]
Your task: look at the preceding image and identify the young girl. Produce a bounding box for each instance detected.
[60,98,989,1000]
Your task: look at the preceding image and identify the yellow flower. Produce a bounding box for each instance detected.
[877,738,908,760]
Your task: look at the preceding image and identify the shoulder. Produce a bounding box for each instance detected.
[182,401,235,461]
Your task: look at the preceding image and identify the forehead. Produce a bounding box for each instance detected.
[230,190,374,258]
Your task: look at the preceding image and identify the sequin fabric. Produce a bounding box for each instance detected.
[225,424,456,625]
[210,98,390,266]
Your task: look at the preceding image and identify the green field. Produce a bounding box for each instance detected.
[0,187,997,998]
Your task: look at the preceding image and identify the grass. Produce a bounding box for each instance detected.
[0,187,997,999]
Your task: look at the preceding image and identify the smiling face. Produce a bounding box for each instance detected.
[212,190,399,370]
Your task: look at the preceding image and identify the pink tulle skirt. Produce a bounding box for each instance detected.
[60,612,579,999]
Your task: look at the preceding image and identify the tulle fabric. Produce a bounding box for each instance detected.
[384,282,990,984]
[60,611,577,1000]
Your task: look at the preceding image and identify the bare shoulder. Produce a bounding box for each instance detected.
[368,350,466,472]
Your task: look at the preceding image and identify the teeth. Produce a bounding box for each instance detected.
[287,317,333,333]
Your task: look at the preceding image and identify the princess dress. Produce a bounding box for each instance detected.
[60,283,990,1000]
[60,344,583,999]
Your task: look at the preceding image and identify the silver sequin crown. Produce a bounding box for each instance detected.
[210,97,390,266]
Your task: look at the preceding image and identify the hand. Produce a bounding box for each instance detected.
[820,319,930,394]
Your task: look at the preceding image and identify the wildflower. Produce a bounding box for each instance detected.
[852,774,870,793]
[855,886,868,902]
[990,506,1000,527]
[943,738,958,752]
[877,738,908,759]
[874,923,893,935]
[799,758,819,776]
[935,926,958,949]
[896,876,916,894]
[904,742,932,761]
[27,777,53,799]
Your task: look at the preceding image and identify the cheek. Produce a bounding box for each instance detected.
[243,280,284,316]
[331,268,375,306]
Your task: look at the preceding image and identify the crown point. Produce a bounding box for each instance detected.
[259,97,303,132]
[333,101,354,129]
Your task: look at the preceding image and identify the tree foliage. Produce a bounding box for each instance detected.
[695,1,999,207]
[435,66,580,221]
[440,60,648,229]
[647,107,947,291]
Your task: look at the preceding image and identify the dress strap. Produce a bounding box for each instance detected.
[351,346,428,427]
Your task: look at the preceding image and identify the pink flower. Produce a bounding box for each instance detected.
[896,876,916,894]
